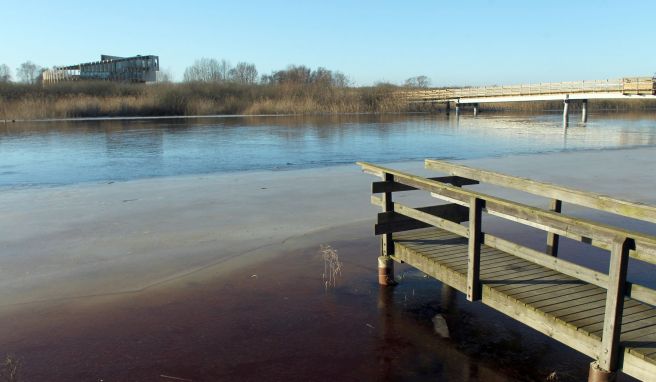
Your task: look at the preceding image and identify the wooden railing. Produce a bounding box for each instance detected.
[400,77,656,101]
[358,160,656,371]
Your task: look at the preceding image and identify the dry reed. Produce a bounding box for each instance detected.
[321,244,342,290]
[0,81,406,120]
[1,354,20,382]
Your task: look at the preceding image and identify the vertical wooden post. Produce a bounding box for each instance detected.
[379,173,395,286]
[546,199,562,256]
[381,173,394,257]
[599,237,634,372]
[467,197,484,301]
[582,99,588,123]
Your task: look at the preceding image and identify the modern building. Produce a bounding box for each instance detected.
[42,54,159,84]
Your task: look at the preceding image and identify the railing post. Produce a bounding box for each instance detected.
[467,197,484,301]
[546,199,562,256]
[598,236,634,373]
[379,172,396,286]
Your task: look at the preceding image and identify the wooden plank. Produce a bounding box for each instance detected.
[393,202,470,238]
[589,309,656,336]
[555,299,644,323]
[481,262,553,283]
[566,304,651,335]
[621,350,656,382]
[438,248,505,273]
[622,321,656,343]
[375,204,469,235]
[395,228,456,240]
[372,176,478,193]
[513,283,601,305]
[490,274,581,301]
[528,288,606,311]
[424,159,656,224]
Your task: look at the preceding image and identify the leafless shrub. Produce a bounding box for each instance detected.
[321,244,342,291]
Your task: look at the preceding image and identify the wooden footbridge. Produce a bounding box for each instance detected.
[358,160,656,381]
[400,76,656,126]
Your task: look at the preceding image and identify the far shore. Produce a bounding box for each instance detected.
[1,146,655,380]
[2,80,655,121]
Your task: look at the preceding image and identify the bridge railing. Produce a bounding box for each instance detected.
[401,76,655,101]
[358,160,656,371]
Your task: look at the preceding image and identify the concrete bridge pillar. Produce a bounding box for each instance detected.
[455,103,460,116]
[445,102,451,115]
[563,96,570,128]
[473,104,479,116]
[582,99,588,123]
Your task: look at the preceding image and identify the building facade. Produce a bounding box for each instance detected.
[42,55,159,84]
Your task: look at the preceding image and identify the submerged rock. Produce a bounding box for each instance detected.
[432,314,450,338]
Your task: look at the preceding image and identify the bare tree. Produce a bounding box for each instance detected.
[404,75,431,88]
[157,68,174,83]
[17,61,42,84]
[0,64,11,82]
[332,71,350,88]
[217,59,231,82]
[228,62,258,84]
[183,58,221,82]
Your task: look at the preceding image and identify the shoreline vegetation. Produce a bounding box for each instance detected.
[2,80,655,122]
[1,60,655,120]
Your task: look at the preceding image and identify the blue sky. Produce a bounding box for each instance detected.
[1,0,655,86]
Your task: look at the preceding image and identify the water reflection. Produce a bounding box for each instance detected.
[0,112,655,188]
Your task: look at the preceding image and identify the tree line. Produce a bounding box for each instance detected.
[0,61,43,84]
[182,58,351,87]
[0,57,431,88]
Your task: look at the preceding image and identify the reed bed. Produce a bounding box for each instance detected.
[0,82,406,120]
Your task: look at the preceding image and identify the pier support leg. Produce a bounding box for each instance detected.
[445,102,451,115]
[455,103,460,117]
[587,361,616,382]
[473,104,478,116]
[582,99,588,123]
[378,256,395,286]
[563,96,570,128]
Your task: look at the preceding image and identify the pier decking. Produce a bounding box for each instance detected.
[401,77,656,104]
[358,160,656,381]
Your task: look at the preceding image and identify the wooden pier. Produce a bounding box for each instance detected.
[358,160,656,381]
